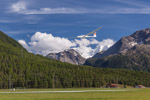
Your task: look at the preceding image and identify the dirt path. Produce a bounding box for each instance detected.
[0,89,129,94]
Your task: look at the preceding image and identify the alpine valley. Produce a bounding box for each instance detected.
[1,30,150,88]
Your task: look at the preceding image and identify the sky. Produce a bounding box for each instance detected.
[1,0,150,58]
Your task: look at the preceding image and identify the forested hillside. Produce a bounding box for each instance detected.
[1,31,150,89]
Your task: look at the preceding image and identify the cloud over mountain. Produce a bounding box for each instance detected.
[18,32,115,58]
[18,40,29,50]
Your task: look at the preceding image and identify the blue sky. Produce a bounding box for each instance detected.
[1,0,150,41]
[1,0,150,58]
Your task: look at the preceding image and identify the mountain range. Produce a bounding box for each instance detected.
[45,28,150,72]
[85,28,150,71]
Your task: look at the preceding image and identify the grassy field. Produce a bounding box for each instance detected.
[0,88,150,100]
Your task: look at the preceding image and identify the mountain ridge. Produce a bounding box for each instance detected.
[0,31,25,49]
[85,28,150,71]
[93,28,150,58]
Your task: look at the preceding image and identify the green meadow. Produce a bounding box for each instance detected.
[0,88,150,100]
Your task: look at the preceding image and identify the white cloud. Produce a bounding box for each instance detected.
[10,1,86,14]
[10,1,150,15]
[110,8,150,14]
[11,1,27,12]
[114,0,148,8]
[18,40,29,50]
[26,8,85,14]
[0,20,17,23]
[18,32,115,58]
[73,39,99,58]
[73,39,115,58]
[28,32,76,55]
[9,0,150,15]
[94,39,115,54]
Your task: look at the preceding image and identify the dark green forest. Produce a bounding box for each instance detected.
[0,31,150,89]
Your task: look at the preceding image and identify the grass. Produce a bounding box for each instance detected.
[0,88,150,100]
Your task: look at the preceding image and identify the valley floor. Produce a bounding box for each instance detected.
[0,88,150,100]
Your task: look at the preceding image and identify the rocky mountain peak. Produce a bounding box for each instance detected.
[46,49,86,65]
[131,28,150,44]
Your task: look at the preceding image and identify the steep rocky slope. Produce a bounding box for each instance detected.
[93,28,150,58]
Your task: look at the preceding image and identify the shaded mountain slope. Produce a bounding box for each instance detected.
[85,45,150,71]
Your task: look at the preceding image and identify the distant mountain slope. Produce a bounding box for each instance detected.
[85,28,150,71]
[46,49,86,65]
